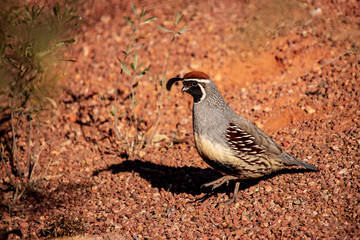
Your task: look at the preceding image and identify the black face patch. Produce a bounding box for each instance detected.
[182,81,204,103]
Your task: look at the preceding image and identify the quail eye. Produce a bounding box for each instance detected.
[191,81,198,86]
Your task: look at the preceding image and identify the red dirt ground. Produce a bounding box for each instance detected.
[1,0,360,239]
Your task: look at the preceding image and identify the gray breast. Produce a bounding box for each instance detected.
[192,101,229,146]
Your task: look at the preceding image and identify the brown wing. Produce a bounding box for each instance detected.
[225,123,266,156]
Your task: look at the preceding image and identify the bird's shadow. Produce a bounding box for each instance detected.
[93,160,315,198]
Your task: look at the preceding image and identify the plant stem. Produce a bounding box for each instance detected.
[148,32,175,145]
[27,110,33,180]
[28,110,40,181]
[114,77,121,140]
[11,97,23,186]
[130,74,139,148]
[1,150,15,187]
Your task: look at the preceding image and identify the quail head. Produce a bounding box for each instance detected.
[167,71,318,202]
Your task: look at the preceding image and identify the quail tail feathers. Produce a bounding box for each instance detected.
[280,152,318,171]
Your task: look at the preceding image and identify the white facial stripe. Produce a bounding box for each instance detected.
[183,78,211,83]
[198,84,206,102]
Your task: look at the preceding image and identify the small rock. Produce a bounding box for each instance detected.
[19,221,29,229]
[180,117,190,125]
[305,106,316,114]
[214,73,222,81]
[139,150,146,157]
[331,145,340,151]
[264,107,271,112]
[265,185,272,192]
[253,105,261,111]
[338,169,348,175]
[310,8,322,17]
[101,15,111,24]
[190,62,201,69]
[152,134,167,143]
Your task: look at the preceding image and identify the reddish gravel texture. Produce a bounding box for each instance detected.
[1,0,360,239]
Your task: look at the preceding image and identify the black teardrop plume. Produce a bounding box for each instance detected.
[166,77,183,91]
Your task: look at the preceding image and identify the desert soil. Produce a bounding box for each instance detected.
[1,0,360,239]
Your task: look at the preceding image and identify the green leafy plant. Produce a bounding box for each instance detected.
[113,2,156,153]
[112,2,187,156]
[0,2,81,200]
[148,11,188,145]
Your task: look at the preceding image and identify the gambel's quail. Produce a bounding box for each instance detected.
[167,71,318,202]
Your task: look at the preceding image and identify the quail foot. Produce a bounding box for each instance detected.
[167,71,318,203]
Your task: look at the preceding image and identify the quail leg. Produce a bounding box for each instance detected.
[216,181,241,206]
[193,175,238,203]
[230,181,241,202]
[201,175,238,190]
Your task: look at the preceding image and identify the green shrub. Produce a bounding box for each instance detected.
[0,2,81,200]
[111,2,188,156]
